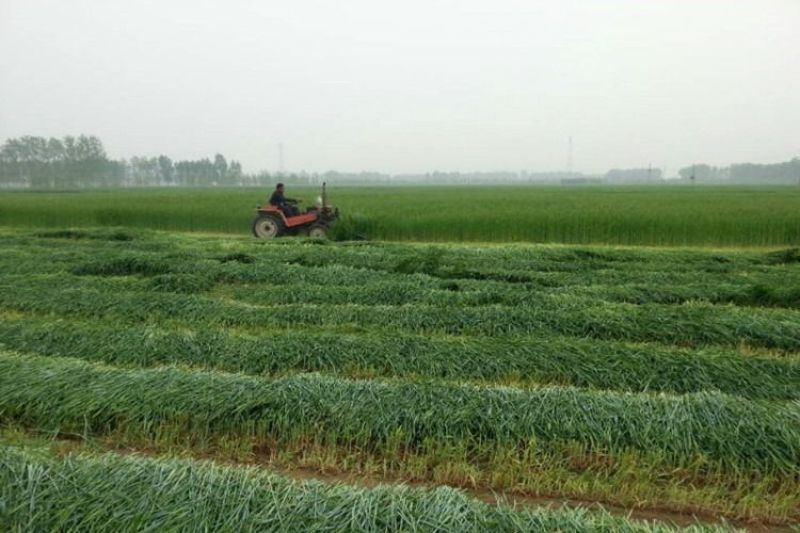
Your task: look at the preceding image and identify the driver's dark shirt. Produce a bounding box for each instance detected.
[269,190,286,206]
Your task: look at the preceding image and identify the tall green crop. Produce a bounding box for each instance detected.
[2,185,799,246]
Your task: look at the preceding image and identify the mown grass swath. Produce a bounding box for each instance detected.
[7,223,796,268]
[3,228,800,308]
[1,317,798,400]
[4,227,800,303]
[2,275,798,350]
[2,353,798,474]
[1,228,799,527]
[0,445,725,532]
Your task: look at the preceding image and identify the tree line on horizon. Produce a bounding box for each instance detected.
[678,160,800,184]
[0,135,244,189]
[0,135,797,189]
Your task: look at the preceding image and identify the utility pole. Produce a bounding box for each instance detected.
[278,143,285,174]
[567,135,573,174]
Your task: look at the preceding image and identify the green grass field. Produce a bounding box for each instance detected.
[1,227,799,530]
[1,185,798,530]
[1,185,799,246]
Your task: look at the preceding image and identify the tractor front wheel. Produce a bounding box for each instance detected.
[252,214,282,239]
[308,223,328,239]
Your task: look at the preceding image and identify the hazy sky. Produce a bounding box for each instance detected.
[1,0,798,174]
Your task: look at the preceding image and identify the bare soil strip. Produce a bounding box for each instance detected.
[273,465,792,533]
[39,432,793,532]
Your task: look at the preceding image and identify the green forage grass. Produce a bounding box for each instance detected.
[0,317,798,400]
[0,445,728,532]
[0,227,798,527]
[1,353,798,475]
[1,185,799,246]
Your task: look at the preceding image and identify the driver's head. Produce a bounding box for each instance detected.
[276,183,285,192]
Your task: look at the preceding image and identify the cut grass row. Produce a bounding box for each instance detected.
[5,227,800,278]
[5,254,799,310]
[1,316,798,400]
[2,228,799,526]
[2,275,798,350]
[10,225,800,267]
[216,279,800,310]
[6,422,797,525]
[4,248,798,310]
[7,250,800,309]
[2,353,798,475]
[0,443,725,532]
[3,230,800,309]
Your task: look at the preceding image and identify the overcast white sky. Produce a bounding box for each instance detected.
[1,0,798,174]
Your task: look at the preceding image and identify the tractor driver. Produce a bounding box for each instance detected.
[269,183,300,217]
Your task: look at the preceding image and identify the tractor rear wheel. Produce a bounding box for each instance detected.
[252,214,282,239]
[308,223,328,239]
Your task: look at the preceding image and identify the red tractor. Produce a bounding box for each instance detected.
[252,182,339,239]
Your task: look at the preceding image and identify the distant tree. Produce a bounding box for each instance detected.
[227,160,243,183]
[0,134,249,189]
[157,155,174,185]
[679,158,799,184]
[730,158,800,183]
[0,134,119,188]
[213,154,228,184]
[129,156,158,186]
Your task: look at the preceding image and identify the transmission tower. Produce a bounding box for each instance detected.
[567,136,573,173]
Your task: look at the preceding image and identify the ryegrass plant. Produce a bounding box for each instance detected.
[0,317,797,400]
[2,278,798,350]
[1,228,798,526]
[0,444,729,532]
[1,185,799,246]
[1,353,798,474]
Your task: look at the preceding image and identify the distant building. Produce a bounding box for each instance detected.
[604,168,663,184]
[561,177,602,186]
